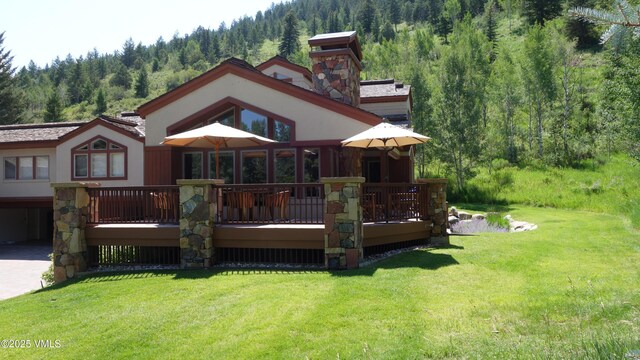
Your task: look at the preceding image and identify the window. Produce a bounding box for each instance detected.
[74,155,88,178]
[304,148,320,183]
[72,137,126,179]
[241,109,267,137]
[183,152,203,179]
[242,150,267,184]
[208,109,235,127]
[209,151,234,184]
[4,158,16,179]
[110,153,125,177]
[274,120,291,142]
[275,149,295,183]
[3,156,49,180]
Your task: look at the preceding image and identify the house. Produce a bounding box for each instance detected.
[137,31,414,187]
[1,32,447,277]
[0,115,144,244]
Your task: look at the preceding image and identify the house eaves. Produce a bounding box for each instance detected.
[137,57,382,126]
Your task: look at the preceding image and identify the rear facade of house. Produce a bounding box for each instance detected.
[0,31,414,245]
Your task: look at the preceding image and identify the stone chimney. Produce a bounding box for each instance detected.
[308,31,362,107]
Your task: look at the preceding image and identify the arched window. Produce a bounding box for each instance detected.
[72,137,127,179]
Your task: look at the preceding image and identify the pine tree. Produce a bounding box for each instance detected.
[484,0,498,44]
[0,32,24,124]
[388,0,402,30]
[278,10,300,60]
[381,21,396,41]
[135,67,149,98]
[565,0,600,49]
[110,63,132,89]
[569,0,640,44]
[121,38,136,68]
[358,0,377,34]
[522,0,563,26]
[44,92,64,122]
[95,88,107,115]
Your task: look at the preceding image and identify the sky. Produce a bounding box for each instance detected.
[1,0,282,69]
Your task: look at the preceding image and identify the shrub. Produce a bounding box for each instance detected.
[41,253,54,286]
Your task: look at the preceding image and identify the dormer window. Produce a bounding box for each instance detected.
[72,137,127,180]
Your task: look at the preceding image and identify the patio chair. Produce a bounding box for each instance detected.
[226,191,254,222]
[262,190,290,221]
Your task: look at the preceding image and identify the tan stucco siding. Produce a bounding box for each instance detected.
[145,73,376,145]
[259,64,313,90]
[0,147,57,198]
[359,99,411,118]
[56,125,144,186]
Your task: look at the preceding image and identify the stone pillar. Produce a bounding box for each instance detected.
[51,182,98,283]
[177,179,223,268]
[417,178,449,246]
[321,177,365,269]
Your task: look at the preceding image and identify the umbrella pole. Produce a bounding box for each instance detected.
[216,142,220,180]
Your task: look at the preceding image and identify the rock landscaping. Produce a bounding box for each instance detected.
[448,207,537,234]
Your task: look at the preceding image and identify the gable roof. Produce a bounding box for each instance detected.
[58,115,145,143]
[0,122,85,148]
[0,114,145,149]
[256,55,312,81]
[137,57,382,126]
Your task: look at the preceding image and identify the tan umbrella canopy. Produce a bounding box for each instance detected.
[162,122,276,179]
[340,122,430,148]
[341,122,430,182]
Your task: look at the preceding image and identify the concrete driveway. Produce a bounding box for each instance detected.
[0,244,51,300]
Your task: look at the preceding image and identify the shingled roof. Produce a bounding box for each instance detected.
[0,122,85,144]
[0,113,145,146]
[360,79,411,99]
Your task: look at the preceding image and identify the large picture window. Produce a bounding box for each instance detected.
[241,109,267,137]
[274,120,291,142]
[304,148,320,183]
[242,150,267,184]
[72,138,126,180]
[209,151,234,183]
[274,149,295,183]
[3,156,49,180]
[208,109,235,127]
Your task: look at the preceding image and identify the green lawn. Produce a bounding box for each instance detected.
[1,207,639,359]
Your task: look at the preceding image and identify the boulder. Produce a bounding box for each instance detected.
[472,214,486,221]
[448,216,460,225]
[457,211,472,220]
[449,207,459,217]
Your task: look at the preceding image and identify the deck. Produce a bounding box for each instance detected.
[76,180,447,268]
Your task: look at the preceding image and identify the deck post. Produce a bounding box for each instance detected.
[416,178,449,246]
[321,177,365,269]
[51,182,100,283]
[177,179,224,268]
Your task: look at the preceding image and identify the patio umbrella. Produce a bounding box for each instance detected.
[341,122,430,181]
[162,122,276,179]
[340,122,430,149]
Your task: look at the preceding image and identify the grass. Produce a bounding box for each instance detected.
[454,154,640,229]
[1,207,639,359]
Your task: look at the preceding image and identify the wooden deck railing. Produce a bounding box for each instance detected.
[362,183,430,223]
[217,183,324,225]
[87,186,180,224]
[86,182,429,226]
